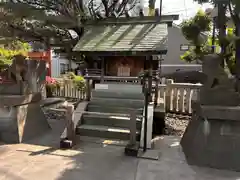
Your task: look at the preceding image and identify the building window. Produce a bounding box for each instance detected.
[60,63,69,74]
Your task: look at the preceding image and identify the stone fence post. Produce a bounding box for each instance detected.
[129,110,137,145]
[165,79,174,112]
[66,104,75,145]
[125,109,138,157]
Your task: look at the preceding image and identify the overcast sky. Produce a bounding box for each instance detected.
[146,0,213,24]
[84,0,213,24]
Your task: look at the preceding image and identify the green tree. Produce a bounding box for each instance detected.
[180,10,212,61]
[0,0,138,59]
[194,0,240,82]
[181,9,237,74]
[0,40,31,69]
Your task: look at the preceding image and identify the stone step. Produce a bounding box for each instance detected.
[92,90,144,100]
[89,97,144,109]
[78,136,129,146]
[87,105,144,114]
[76,124,140,141]
[82,113,142,129]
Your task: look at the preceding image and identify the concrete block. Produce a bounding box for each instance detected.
[60,139,73,149]
[153,105,166,135]
[125,143,139,157]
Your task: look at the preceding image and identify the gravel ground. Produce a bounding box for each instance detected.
[42,98,80,120]
[164,113,191,136]
[43,108,66,120]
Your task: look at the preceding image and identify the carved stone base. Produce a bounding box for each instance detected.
[181,104,240,171]
[0,101,50,144]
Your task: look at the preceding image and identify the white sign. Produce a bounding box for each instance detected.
[180,44,190,51]
[117,66,130,76]
[95,84,109,90]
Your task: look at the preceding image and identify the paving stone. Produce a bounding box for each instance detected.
[1,120,240,180]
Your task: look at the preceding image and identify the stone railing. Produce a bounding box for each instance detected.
[84,75,141,84]
[157,79,201,115]
[101,76,141,84]
[52,79,87,99]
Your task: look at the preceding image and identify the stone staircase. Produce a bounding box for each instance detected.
[76,84,144,144]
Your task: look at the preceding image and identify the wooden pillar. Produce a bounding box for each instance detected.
[45,48,52,77]
[86,78,91,101]
[154,57,163,106]
[101,57,105,83]
[154,79,159,106]
[148,56,153,102]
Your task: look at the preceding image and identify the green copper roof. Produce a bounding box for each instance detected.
[73,22,168,54]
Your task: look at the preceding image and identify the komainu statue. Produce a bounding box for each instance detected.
[0,57,50,144]
[199,54,240,106]
[0,54,28,84]
[10,54,28,82]
[181,54,240,172]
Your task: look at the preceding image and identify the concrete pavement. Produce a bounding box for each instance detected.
[1,119,240,180]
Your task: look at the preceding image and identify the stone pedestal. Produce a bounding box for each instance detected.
[181,102,240,171]
[0,93,50,143]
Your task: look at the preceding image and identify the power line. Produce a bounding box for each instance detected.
[183,0,188,17]
[164,7,196,14]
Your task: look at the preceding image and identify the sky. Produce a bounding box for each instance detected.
[144,0,213,24]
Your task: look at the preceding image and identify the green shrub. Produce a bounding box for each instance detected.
[45,76,60,97]
[63,72,86,90]
[67,72,76,80]
[73,75,86,90]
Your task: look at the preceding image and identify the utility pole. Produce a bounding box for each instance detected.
[159,0,163,17]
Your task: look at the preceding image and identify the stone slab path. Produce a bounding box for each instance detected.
[1,119,240,180]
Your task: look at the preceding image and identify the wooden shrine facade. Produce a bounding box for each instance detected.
[73,15,179,79]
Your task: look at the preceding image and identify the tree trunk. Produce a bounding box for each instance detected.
[217,3,227,67]
[235,26,240,92]
[211,17,216,53]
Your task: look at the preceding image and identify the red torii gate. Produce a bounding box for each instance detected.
[28,49,52,76]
